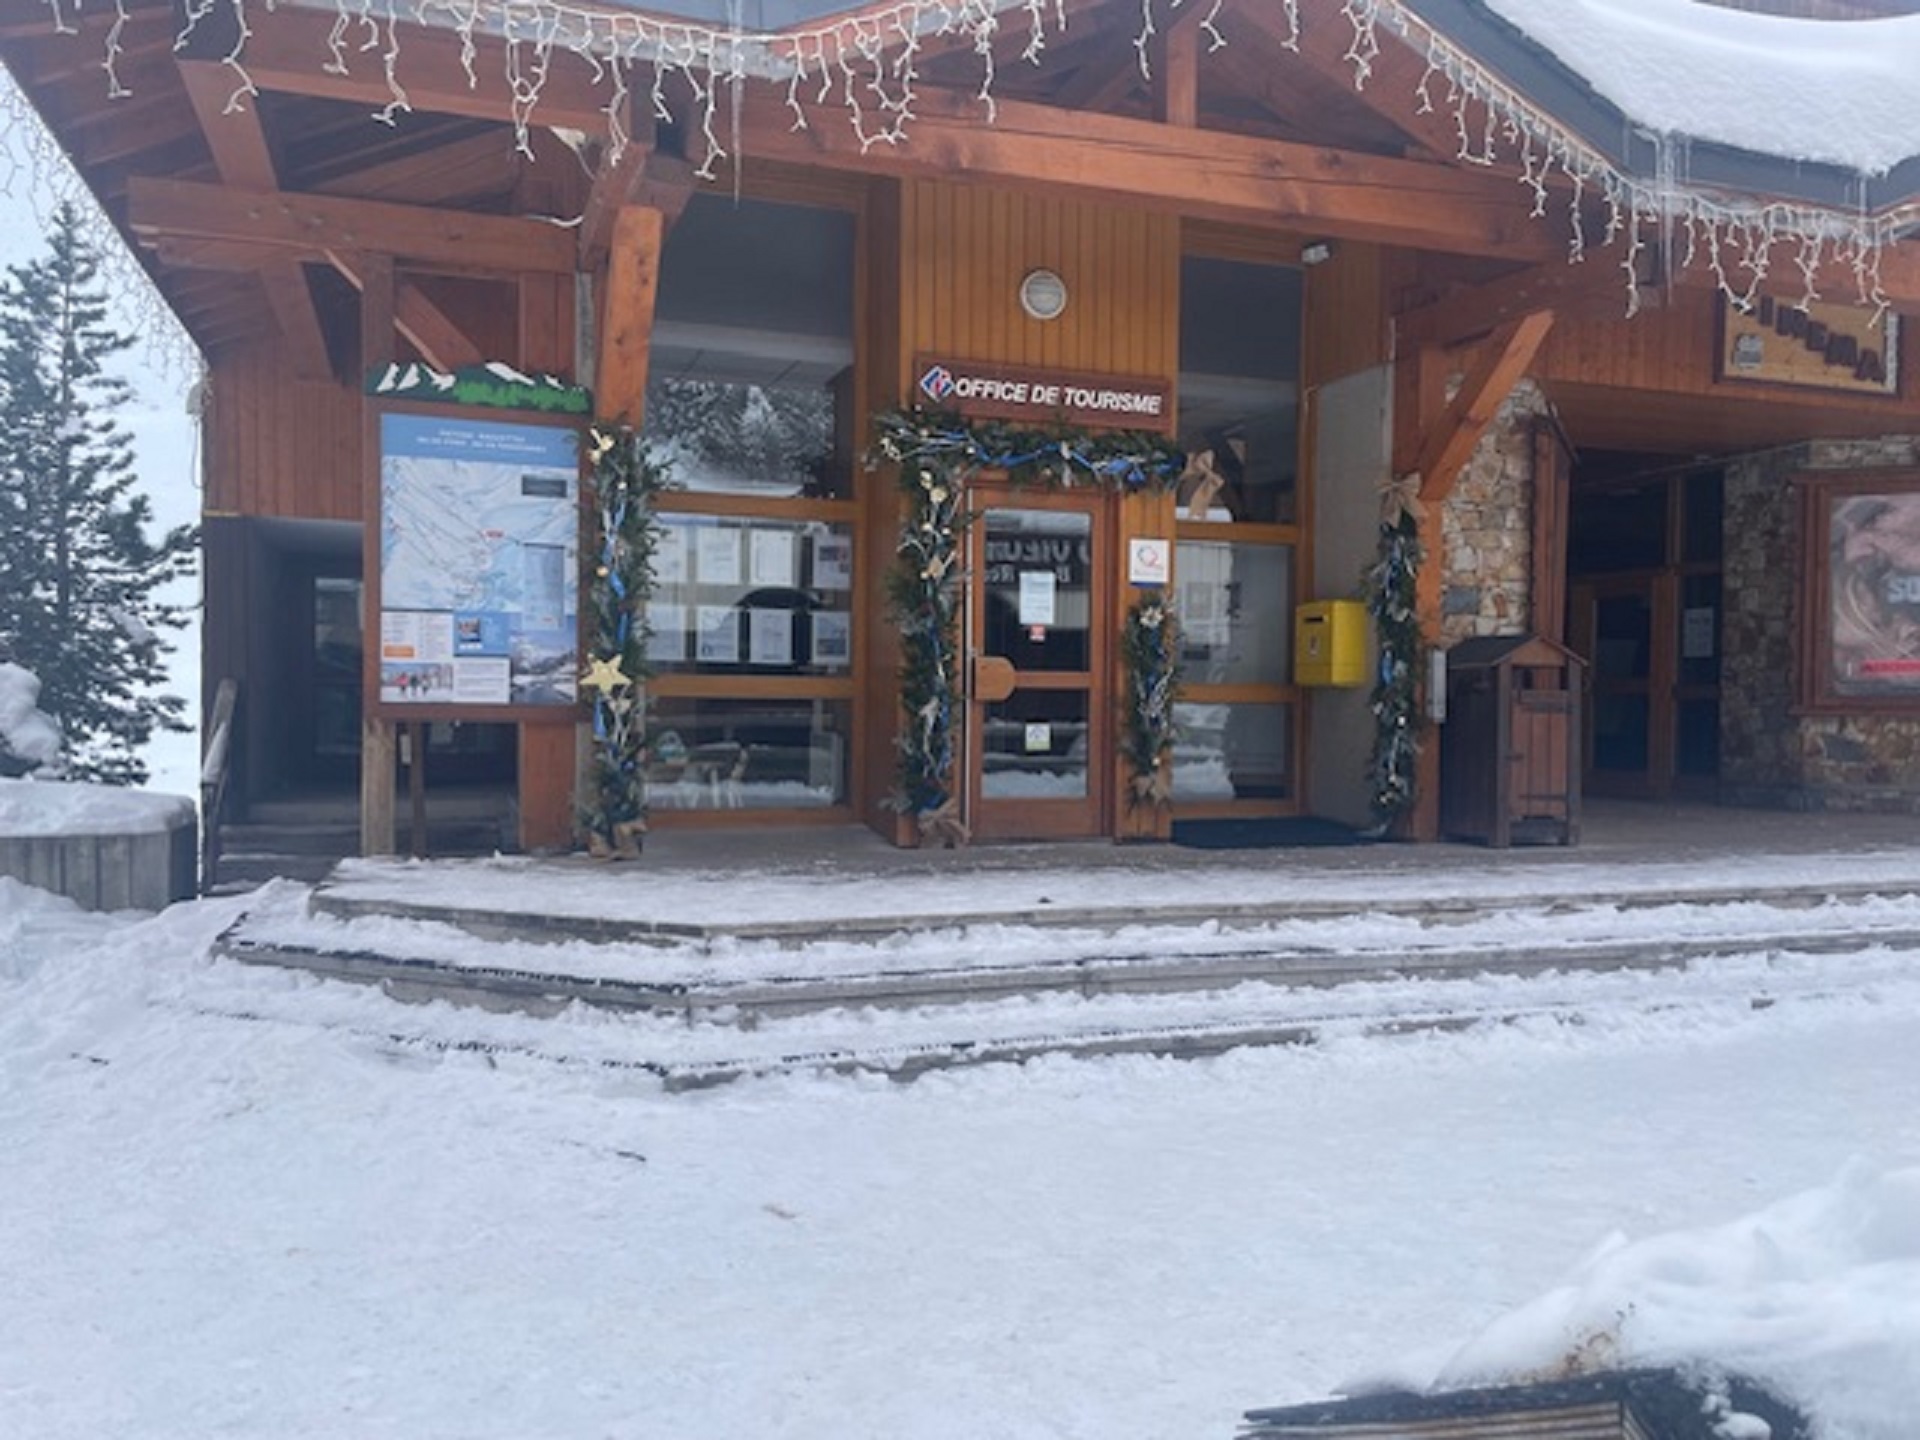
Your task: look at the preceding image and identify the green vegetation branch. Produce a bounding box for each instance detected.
[579,424,671,859]
[1365,508,1425,832]
[872,409,1184,843]
[1120,593,1181,809]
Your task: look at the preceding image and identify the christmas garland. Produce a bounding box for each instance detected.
[873,409,1184,841]
[1364,501,1425,832]
[1120,593,1182,809]
[578,424,671,858]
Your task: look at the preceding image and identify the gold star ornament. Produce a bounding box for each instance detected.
[580,655,631,694]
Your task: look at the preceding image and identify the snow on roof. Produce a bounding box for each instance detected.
[1481,0,1920,175]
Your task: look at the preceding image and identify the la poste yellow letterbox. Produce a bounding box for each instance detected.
[1295,599,1367,687]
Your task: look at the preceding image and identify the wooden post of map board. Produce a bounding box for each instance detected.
[360,253,398,857]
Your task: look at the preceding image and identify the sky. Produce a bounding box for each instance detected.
[0,69,204,798]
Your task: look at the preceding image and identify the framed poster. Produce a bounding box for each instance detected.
[374,409,581,717]
[1807,476,1920,705]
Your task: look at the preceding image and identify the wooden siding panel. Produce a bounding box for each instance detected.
[900,180,1179,387]
[1302,241,1388,387]
[204,338,362,521]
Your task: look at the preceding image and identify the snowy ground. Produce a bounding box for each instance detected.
[4,873,1919,1439]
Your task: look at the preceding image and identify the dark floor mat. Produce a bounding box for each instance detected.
[1169,816,1372,849]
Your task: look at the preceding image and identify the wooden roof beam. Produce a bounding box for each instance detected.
[1397,259,1626,350]
[1236,3,1471,164]
[126,176,579,273]
[1413,309,1557,504]
[180,59,334,380]
[323,249,485,372]
[218,5,609,133]
[576,101,656,272]
[309,132,517,205]
[1152,6,1201,128]
[742,86,1563,262]
[579,146,694,271]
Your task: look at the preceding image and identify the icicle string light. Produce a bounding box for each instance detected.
[0,68,200,380]
[10,0,1914,327]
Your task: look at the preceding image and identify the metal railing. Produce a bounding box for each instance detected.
[199,678,238,894]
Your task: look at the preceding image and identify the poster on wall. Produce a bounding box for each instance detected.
[378,412,580,710]
[1828,489,1920,696]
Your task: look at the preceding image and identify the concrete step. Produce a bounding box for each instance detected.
[217,891,1920,1024]
[205,919,1920,1090]
[243,791,512,827]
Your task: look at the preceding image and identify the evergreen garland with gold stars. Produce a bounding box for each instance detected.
[1364,505,1425,832]
[872,409,1184,841]
[579,424,671,858]
[1120,592,1181,809]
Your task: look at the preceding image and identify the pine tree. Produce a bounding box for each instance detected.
[0,203,195,785]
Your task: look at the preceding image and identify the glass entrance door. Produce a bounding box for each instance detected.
[967,491,1110,839]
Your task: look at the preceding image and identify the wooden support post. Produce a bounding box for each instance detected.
[1113,486,1178,842]
[597,206,665,427]
[517,272,581,854]
[1393,343,1447,844]
[1530,420,1571,645]
[1394,311,1555,842]
[407,722,427,858]
[359,252,398,857]
[1152,9,1201,128]
[1414,310,1556,505]
[516,267,585,854]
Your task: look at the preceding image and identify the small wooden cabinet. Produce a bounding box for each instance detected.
[1441,634,1585,847]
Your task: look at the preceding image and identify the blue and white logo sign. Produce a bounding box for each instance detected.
[918,364,957,404]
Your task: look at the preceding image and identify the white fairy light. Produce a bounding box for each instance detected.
[102,0,132,99]
[220,0,260,114]
[0,66,201,380]
[10,0,1906,335]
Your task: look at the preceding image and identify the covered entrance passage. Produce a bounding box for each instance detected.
[966,490,1112,841]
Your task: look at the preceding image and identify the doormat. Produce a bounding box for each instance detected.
[1169,816,1373,850]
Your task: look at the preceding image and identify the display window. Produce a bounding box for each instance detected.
[1173,251,1303,813]
[642,191,861,816]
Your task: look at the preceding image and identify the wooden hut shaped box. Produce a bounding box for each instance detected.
[1441,634,1585,848]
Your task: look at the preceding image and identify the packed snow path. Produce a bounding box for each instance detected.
[4,876,1919,1437]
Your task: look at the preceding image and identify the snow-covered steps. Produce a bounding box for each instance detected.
[213,871,1920,1083]
[298,849,1920,950]
[203,922,1920,1091]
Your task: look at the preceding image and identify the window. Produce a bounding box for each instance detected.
[641,191,861,813]
[1172,250,1302,812]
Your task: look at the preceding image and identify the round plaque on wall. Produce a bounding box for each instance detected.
[1019,268,1069,322]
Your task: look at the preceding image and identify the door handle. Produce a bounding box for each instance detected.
[971,654,1017,703]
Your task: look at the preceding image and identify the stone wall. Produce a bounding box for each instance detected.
[1722,435,1920,811]
[1439,380,1547,645]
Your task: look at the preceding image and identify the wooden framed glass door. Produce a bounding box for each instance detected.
[966,488,1111,840]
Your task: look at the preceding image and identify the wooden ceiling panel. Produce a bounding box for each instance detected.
[1547,379,1916,456]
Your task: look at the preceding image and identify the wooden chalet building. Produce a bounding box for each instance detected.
[7,0,1920,854]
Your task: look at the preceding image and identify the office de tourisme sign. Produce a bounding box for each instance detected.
[915,356,1175,435]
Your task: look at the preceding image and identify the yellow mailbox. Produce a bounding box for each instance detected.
[1295,599,1368,687]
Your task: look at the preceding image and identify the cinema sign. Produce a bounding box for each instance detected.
[1718,295,1900,397]
[915,356,1175,435]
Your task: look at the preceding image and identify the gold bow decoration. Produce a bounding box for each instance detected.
[1130,760,1173,808]
[916,795,971,849]
[1177,447,1227,517]
[586,816,646,861]
[1380,471,1427,527]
